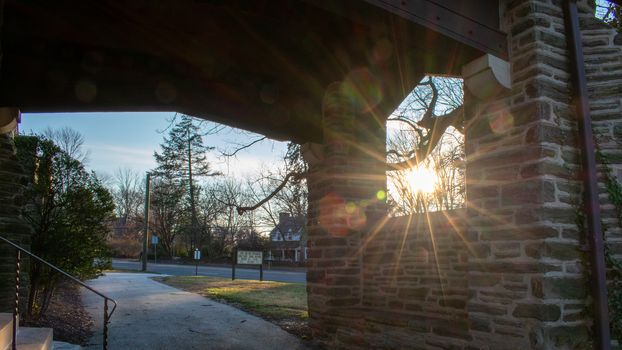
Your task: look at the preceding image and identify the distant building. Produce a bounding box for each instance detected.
[268,213,307,263]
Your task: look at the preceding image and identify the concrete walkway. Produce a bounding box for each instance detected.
[82,273,311,350]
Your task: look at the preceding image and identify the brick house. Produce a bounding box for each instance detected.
[268,213,307,263]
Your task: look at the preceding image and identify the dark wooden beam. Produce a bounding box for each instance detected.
[364,0,507,58]
[306,0,507,59]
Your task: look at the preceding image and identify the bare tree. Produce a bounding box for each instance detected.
[42,127,90,164]
[110,167,143,241]
[209,178,248,257]
[150,176,186,258]
[216,77,464,219]
[112,168,143,222]
[386,76,465,214]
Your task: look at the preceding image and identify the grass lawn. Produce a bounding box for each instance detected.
[154,276,310,338]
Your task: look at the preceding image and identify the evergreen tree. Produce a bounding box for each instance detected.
[15,134,114,319]
[153,114,218,250]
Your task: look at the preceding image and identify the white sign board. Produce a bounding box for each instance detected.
[237,250,262,265]
[194,249,201,260]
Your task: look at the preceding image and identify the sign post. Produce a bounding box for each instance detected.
[232,249,236,280]
[233,250,263,281]
[193,248,201,276]
[151,235,159,264]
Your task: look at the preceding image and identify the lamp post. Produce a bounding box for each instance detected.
[141,173,151,272]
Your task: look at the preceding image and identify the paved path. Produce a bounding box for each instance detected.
[112,259,307,283]
[82,273,311,350]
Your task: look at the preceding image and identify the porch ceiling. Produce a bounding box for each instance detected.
[0,0,505,143]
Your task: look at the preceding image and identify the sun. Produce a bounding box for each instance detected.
[406,165,437,194]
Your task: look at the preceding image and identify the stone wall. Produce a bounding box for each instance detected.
[307,207,471,349]
[0,133,31,313]
[305,1,622,349]
[582,0,622,346]
[306,82,388,347]
[464,0,621,348]
[464,0,591,348]
[358,210,470,348]
[583,4,622,265]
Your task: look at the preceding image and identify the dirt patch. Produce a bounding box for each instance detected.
[23,282,94,345]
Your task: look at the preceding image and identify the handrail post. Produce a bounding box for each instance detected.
[103,299,109,350]
[12,249,20,350]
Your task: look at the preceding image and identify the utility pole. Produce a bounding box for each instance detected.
[142,173,151,272]
[187,133,198,251]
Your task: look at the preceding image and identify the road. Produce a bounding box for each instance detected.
[112,259,307,283]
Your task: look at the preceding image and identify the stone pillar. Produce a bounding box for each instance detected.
[0,108,19,135]
[463,1,592,348]
[305,82,387,346]
[0,132,31,312]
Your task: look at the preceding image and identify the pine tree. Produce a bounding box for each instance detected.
[153,114,218,250]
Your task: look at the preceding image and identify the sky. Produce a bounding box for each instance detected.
[20,112,289,180]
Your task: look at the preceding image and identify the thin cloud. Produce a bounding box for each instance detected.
[86,143,156,173]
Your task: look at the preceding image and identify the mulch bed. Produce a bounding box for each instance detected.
[273,317,312,341]
[22,282,93,345]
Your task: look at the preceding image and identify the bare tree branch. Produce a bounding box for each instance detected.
[387,102,463,170]
[218,171,302,215]
[42,127,90,163]
[221,136,267,157]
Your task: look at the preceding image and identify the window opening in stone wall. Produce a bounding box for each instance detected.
[595,0,621,32]
[386,76,465,216]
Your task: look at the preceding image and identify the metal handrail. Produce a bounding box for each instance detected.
[0,235,117,350]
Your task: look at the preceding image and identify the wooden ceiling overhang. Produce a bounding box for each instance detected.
[0,0,506,143]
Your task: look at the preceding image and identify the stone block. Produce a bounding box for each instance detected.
[469,274,501,287]
[480,226,558,241]
[543,325,590,349]
[531,277,586,299]
[512,303,561,321]
[501,179,556,206]
[439,298,467,310]
[397,287,428,300]
[469,261,562,273]
[524,241,582,260]
[467,302,508,316]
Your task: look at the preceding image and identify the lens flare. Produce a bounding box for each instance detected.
[319,192,368,236]
[342,67,383,113]
[406,166,437,193]
[376,190,386,201]
[74,79,97,103]
[489,112,514,134]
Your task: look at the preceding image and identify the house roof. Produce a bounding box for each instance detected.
[270,214,305,240]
